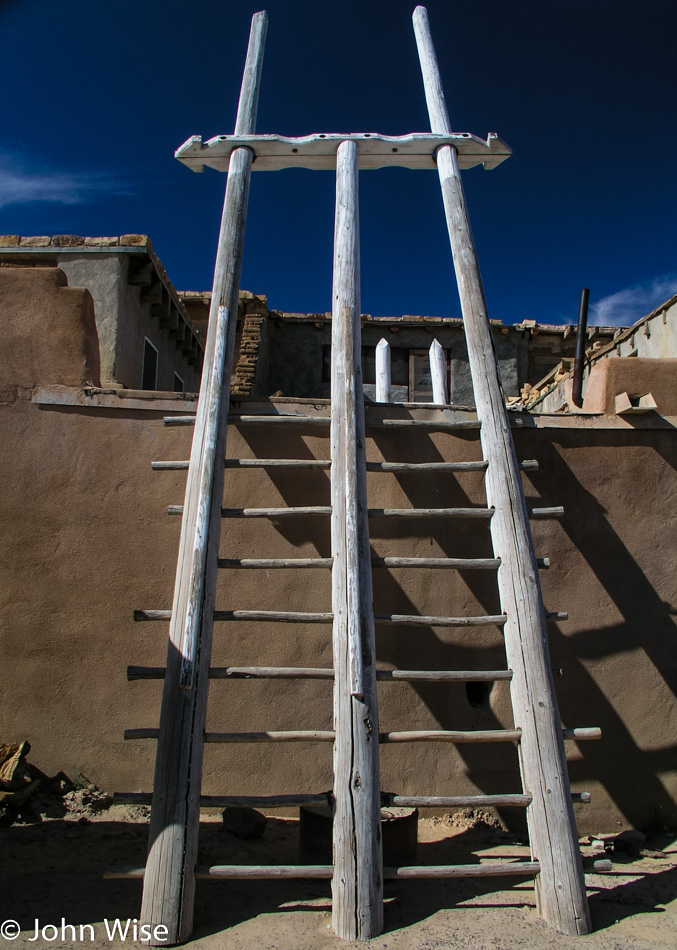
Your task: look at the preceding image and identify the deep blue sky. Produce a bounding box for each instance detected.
[2,0,676,325]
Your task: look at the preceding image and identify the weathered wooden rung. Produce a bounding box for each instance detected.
[562,728,602,741]
[127,665,513,683]
[380,729,522,744]
[163,415,196,426]
[225,458,331,469]
[545,610,568,621]
[204,731,335,743]
[572,792,592,803]
[369,507,493,519]
[113,792,330,808]
[232,414,330,425]
[133,608,510,627]
[155,458,538,473]
[221,506,331,517]
[379,418,481,429]
[529,506,564,519]
[217,558,333,569]
[375,612,507,627]
[537,557,550,569]
[367,460,488,472]
[105,861,540,881]
[384,793,531,807]
[371,556,499,569]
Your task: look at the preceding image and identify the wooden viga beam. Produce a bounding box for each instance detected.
[139,11,268,948]
[413,5,591,937]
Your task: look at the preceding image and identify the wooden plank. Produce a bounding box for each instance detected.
[429,339,448,405]
[330,138,383,941]
[175,131,512,173]
[140,12,268,946]
[413,5,590,936]
[375,338,391,403]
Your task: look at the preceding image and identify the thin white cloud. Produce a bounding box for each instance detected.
[589,275,677,328]
[0,155,128,209]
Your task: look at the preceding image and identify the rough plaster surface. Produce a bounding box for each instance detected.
[57,255,121,383]
[1,389,676,835]
[0,266,100,395]
[583,357,677,415]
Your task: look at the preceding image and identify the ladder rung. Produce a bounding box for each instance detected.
[113,789,589,809]
[367,460,488,472]
[225,458,331,469]
[385,794,531,808]
[113,792,330,808]
[375,613,506,627]
[205,731,335,743]
[372,556,499,570]
[221,506,331,517]
[127,666,513,682]
[379,730,522,744]
[545,610,568,621]
[563,727,602,740]
[529,506,564,518]
[233,414,330,425]
[217,558,333,569]
[214,610,333,623]
[132,609,509,627]
[105,861,540,881]
[378,419,481,430]
[163,415,197,426]
[369,507,493,519]
[154,458,538,473]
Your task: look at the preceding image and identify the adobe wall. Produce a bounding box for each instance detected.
[1,388,675,835]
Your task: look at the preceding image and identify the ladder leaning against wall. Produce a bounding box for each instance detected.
[108,6,600,944]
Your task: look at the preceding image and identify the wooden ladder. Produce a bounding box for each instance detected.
[110,6,599,944]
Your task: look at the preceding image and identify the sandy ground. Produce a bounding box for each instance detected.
[2,799,676,950]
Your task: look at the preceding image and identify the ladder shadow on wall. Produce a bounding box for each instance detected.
[234,424,524,820]
[517,432,677,831]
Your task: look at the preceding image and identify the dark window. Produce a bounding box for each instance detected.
[142,338,158,390]
[173,372,184,394]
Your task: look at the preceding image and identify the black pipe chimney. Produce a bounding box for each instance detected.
[571,288,590,408]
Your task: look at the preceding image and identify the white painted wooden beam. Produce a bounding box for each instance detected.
[429,338,448,405]
[175,131,511,173]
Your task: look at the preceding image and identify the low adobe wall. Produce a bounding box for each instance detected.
[1,386,675,834]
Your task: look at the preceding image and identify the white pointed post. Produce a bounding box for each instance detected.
[330,139,383,941]
[413,5,591,937]
[375,337,391,403]
[429,338,448,405]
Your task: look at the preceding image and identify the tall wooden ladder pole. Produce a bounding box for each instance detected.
[140,12,268,944]
[330,139,384,940]
[413,6,591,936]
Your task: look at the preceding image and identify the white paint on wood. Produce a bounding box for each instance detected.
[429,339,448,405]
[375,338,391,403]
[175,131,511,173]
[413,5,590,937]
[330,139,384,941]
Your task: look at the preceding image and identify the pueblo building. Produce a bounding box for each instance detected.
[1,233,676,834]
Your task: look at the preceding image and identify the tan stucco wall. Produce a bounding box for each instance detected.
[0,266,100,396]
[583,357,677,415]
[1,389,676,835]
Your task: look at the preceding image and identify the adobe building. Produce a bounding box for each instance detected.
[1,234,676,836]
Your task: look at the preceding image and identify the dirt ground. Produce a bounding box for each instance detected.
[2,792,676,950]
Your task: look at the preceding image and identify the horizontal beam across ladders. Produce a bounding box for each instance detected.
[175,131,511,173]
